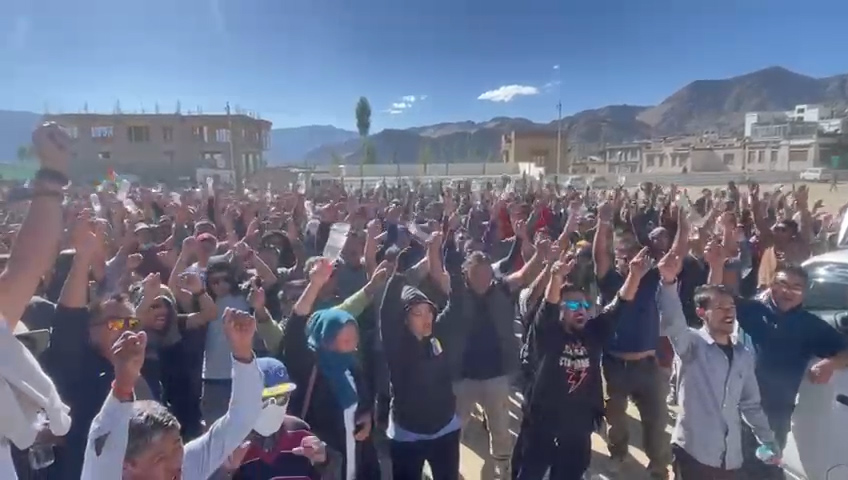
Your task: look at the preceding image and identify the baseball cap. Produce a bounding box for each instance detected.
[257,357,297,398]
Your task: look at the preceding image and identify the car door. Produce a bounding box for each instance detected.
[784,262,848,479]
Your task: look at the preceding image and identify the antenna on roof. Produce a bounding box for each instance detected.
[175,100,182,114]
[155,103,160,114]
[83,102,89,113]
[113,100,122,114]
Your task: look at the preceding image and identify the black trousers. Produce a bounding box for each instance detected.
[390,429,460,480]
[511,420,592,480]
[672,444,740,480]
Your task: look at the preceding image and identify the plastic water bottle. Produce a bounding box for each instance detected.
[206,177,214,196]
[116,179,131,201]
[322,223,351,261]
[755,444,781,466]
[89,193,102,216]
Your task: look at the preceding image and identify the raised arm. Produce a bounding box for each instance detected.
[183,309,262,480]
[656,250,696,359]
[81,331,147,480]
[0,124,68,331]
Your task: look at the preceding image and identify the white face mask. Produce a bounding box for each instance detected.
[253,402,288,437]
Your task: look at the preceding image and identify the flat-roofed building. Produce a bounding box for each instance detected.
[44,112,271,185]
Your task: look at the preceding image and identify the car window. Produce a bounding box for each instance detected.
[803,262,848,311]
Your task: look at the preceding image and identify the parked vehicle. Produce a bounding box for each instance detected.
[782,252,848,479]
[799,167,834,182]
[588,176,610,189]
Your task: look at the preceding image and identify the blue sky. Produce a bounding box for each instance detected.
[2,0,848,131]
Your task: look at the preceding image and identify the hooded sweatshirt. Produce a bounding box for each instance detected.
[378,243,466,436]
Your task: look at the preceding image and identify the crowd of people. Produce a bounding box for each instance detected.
[1,121,847,480]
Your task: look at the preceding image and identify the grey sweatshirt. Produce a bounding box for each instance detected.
[657,283,774,469]
[80,357,263,480]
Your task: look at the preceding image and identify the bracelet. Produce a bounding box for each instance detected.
[111,380,134,401]
[34,168,70,187]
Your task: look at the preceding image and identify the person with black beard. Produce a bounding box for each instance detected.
[511,247,650,480]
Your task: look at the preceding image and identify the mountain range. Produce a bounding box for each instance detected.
[3,67,848,165]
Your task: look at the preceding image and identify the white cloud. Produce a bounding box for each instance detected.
[401,95,417,103]
[388,109,403,115]
[392,102,411,109]
[553,64,560,70]
[420,95,428,101]
[477,85,540,102]
[6,16,30,50]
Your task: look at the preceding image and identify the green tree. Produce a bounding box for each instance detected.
[355,97,372,181]
[16,145,32,163]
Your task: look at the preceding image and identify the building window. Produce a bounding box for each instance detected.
[92,126,114,139]
[789,149,807,162]
[127,126,150,143]
[62,126,79,139]
[723,153,735,165]
[193,126,211,142]
[747,150,756,164]
[98,151,111,160]
[770,150,778,163]
[202,151,226,169]
[757,150,764,163]
[216,129,231,143]
[646,154,656,167]
[658,154,665,167]
[162,127,174,143]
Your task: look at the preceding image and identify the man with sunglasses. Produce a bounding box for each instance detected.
[511,248,648,480]
[712,261,848,479]
[213,357,335,479]
[41,220,157,480]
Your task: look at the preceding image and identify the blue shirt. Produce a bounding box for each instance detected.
[599,268,661,354]
[736,296,847,416]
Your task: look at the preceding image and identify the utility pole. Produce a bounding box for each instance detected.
[556,100,563,176]
[555,64,563,176]
[226,102,239,191]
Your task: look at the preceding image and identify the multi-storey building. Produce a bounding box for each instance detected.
[501,130,569,175]
[44,112,272,186]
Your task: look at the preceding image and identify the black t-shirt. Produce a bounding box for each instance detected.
[525,302,618,435]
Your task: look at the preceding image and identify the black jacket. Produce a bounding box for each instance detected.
[378,242,466,435]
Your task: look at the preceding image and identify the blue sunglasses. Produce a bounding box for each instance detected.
[561,300,592,312]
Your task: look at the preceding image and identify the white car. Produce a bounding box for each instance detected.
[588,176,610,189]
[782,251,848,479]
[563,175,586,189]
[799,168,834,182]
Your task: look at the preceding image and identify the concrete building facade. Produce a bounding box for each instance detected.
[501,130,568,175]
[45,112,272,185]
